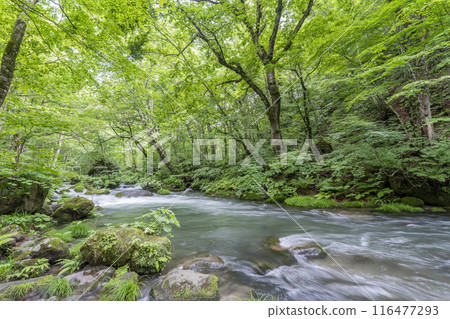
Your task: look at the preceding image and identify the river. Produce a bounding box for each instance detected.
[73,186,450,301]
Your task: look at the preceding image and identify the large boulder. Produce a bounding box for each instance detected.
[80,228,171,274]
[389,175,450,206]
[11,237,69,263]
[124,190,153,198]
[151,269,219,301]
[52,197,94,222]
[0,182,49,215]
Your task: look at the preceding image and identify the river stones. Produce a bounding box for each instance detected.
[80,227,171,274]
[178,255,225,270]
[125,190,153,197]
[52,197,94,222]
[11,237,69,263]
[263,235,326,259]
[151,269,219,301]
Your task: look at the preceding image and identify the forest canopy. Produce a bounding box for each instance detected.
[0,0,449,207]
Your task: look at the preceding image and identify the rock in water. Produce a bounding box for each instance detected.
[178,255,225,270]
[151,269,219,301]
[80,227,171,274]
[12,237,69,263]
[52,197,94,222]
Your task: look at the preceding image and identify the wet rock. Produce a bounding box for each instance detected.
[250,260,276,274]
[12,237,69,263]
[400,196,424,207]
[80,227,171,274]
[52,197,94,222]
[151,269,219,301]
[389,175,449,206]
[263,236,326,259]
[125,190,153,197]
[178,255,225,270]
[64,266,115,287]
[114,192,125,198]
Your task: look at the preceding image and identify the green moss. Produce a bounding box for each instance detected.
[74,183,85,193]
[264,236,280,247]
[85,189,110,195]
[376,203,424,214]
[156,189,171,195]
[400,196,425,207]
[198,275,218,298]
[240,192,265,200]
[430,207,446,213]
[285,196,339,208]
[265,196,286,203]
[115,192,125,198]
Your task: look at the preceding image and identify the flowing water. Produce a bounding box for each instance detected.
[72,186,450,301]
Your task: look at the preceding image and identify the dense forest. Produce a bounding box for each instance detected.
[0,0,449,302]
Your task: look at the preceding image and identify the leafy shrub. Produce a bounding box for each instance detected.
[15,258,50,280]
[121,208,180,237]
[102,278,141,301]
[0,213,53,230]
[44,229,74,242]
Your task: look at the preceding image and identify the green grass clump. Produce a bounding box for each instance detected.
[284,196,339,208]
[66,222,91,238]
[74,183,85,193]
[101,278,141,301]
[46,277,73,298]
[44,229,74,243]
[376,203,424,214]
[430,207,446,213]
[157,189,171,195]
[240,291,279,301]
[1,276,53,300]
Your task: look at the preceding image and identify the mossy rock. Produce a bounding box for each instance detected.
[263,236,281,250]
[284,196,339,208]
[265,196,286,203]
[53,197,94,222]
[429,207,446,213]
[85,189,110,195]
[80,228,171,274]
[156,189,171,195]
[114,192,125,198]
[151,269,219,301]
[73,183,85,193]
[400,196,425,207]
[376,203,424,214]
[57,196,72,205]
[240,192,265,201]
[11,237,69,263]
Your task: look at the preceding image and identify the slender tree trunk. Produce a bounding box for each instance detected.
[53,132,64,166]
[418,93,434,141]
[0,19,27,109]
[266,70,282,153]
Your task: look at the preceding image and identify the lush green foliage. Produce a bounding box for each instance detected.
[45,277,73,298]
[0,213,53,230]
[121,208,180,237]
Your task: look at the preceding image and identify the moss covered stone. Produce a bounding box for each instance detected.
[400,196,425,207]
[73,183,85,193]
[151,269,219,301]
[80,227,171,274]
[376,203,424,214]
[11,237,69,263]
[156,189,171,195]
[114,192,125,198]
[0,225,25,255]
[53,197,94,222]
[85,189,110,195]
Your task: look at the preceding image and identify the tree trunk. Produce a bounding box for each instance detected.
[266,70,282,153]
[53,133,64,166]
[0,19,27,109]
[418,93,434,141]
